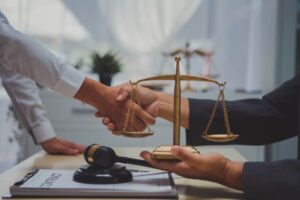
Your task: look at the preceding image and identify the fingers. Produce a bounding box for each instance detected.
[140,150,204,179]
[100,85,156,134]
[61,139,86,153]
[140,151,177,171]
[102,117,122,136]
[102,117,116,131]
[47,142,79,155]
[107,123,115,131]
[95,111,104,118]
[170,146,202,168]
[96,111,117,133]
[140,151,161,167]
[56,144,80,155]
[133,117,147,132]
[102,117,111,125]
[112,130,122,135]
[42,138,86,155]
[132,101,155,125]
[103,113,146,134]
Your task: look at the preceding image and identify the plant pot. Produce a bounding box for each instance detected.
[99,73,113,86]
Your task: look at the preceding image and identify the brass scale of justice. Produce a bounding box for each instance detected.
[121,56,239,160]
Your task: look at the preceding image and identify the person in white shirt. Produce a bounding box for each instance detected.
[1,69,86,155]
[0,12,154,155]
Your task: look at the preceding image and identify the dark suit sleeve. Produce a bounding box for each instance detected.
[242,159,300,199]
[186,73,300,145]
[186,74,300,199]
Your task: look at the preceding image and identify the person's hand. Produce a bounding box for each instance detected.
[116,83,159,116]
[140,146,244,190]
[41,137,86,155]
[96,83,160,133]
[74,78,155,134]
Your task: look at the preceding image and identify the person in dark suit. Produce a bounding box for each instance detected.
[101,73,300,199]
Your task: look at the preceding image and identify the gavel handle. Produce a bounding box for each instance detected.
[117,156,155,168]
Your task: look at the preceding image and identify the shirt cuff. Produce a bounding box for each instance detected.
[53,65,86,98]
[31,119,56,144]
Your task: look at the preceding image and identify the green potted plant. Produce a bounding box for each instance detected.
[91,51,122,86]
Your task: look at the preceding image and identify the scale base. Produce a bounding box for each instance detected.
[151,145,200,160]
[73,164,132,184]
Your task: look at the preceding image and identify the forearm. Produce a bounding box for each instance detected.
[155,91,189,128]
[74,77,109,111]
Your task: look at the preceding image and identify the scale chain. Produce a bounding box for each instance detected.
[202,86,232,136]
[220,90,232,135]
[202,92,221,136]
[123,81,153,135]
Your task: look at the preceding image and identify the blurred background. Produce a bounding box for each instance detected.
[0,0,299,172]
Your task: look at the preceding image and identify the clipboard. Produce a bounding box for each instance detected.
[3,169,178,199]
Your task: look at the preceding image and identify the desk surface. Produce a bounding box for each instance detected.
[0,146,245,200]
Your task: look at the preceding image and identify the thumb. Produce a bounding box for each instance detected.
[116,87,130,102]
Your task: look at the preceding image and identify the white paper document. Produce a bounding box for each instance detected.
[22,169,171,191]
[7,169,178,199]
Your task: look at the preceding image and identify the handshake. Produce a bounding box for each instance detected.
[95,83,159,135]
[74,78,160,134]
[96,83,191,136]
[74,77,188,136]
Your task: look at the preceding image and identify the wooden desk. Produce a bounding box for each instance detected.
[0,146,245,200]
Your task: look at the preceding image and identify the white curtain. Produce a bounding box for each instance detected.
[0,0,88,41]
[194,0,278,92]
[0,0,279,91]
[96,0,201,54]
[64,0,279,91]
[64,0,202,79]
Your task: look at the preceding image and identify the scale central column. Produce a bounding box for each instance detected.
[173,57,181,145]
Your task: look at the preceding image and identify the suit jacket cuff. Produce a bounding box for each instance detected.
[186,98,216,145]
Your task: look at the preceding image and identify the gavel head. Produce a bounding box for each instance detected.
[84,144,116,169]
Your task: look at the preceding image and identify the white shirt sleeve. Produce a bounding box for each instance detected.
[0,14,86,97]
[0,13,86,144]
[0,70,56,144]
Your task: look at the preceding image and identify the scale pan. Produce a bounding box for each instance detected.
[202,133,239,142]
[122,131,154,138]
